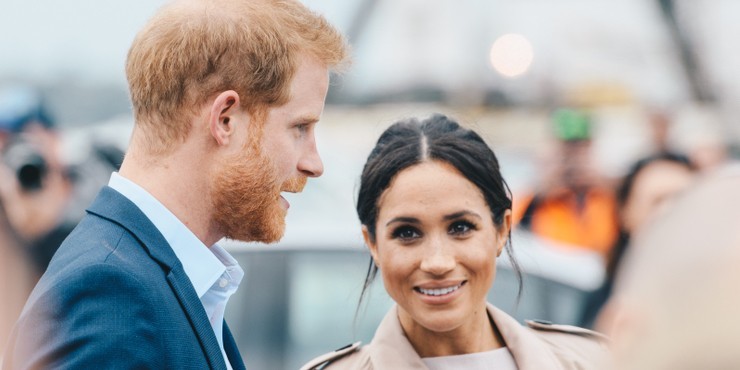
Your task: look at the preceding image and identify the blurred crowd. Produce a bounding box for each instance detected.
[508,106,739,369]
[0,85,123,352]
[509,105,734,324]
[0,79,738,369]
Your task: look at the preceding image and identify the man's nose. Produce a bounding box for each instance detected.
[298,141,324,178]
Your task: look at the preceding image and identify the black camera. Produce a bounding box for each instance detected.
[2,137,48,192]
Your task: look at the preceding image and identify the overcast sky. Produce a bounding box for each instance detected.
[0,0,357,86]
[0,0,170,84]
[2,0,737,113]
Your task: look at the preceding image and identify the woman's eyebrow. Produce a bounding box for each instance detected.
[443,210,482,221]
[386,216,419,227]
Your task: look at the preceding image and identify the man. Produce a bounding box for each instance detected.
[514,108,618,257]
[3,0,349,369]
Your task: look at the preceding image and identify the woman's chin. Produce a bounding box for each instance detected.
[402,306,468,334]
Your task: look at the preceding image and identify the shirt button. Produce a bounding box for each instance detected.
[218,278,228,288]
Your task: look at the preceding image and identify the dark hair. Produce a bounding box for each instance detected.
[606,151,694,280]
[355,113,522,307]
[581,151,695,328]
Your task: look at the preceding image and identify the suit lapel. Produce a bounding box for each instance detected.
[168,271,227,369]
[87,186,227,369]
[223,321,246,370]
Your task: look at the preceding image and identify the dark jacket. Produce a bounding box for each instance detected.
[3,186,245,370]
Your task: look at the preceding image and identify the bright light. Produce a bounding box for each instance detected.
[489,33,534,78]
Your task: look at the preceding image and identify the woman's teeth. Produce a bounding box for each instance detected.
[417,283,462,296]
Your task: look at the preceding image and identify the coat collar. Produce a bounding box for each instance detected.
[487,304,565,370]
[367,306,427,369]
[365,304,565,370]
[87,186,180,271]
[86,186,232,369]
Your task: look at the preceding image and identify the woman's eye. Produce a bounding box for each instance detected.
[392,226,420,241]
[449,221,475,236]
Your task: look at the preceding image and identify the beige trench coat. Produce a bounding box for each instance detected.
[301,303,609,370]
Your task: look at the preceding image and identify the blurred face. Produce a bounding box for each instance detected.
[560,140,595,189]
[365,160,511,336]
[211,54,329,243]
[599,172,740,370]
[621,161,694,233]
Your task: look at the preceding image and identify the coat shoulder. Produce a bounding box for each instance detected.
[525,319,609,342]
[525,319,610,368]
[300,342,369,370]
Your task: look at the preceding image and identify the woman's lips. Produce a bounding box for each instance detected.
[413,281,467,304]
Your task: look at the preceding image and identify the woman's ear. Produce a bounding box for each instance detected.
[497,209,512,257]
[208,90,242,146]
[362,225,379,262]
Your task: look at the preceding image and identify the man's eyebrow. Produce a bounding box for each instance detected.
[294,115,320,124]
[386,217,420,227]
[443,210,482,221]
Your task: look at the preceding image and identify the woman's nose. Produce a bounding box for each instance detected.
[420,240,455,276]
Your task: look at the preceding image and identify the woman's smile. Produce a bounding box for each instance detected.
[415,280,466,296]
[368,160,509,334]
[414,280,467,305]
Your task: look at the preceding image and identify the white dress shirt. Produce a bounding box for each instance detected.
[108,172,244,369]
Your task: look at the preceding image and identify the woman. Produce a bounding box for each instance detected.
[302,114,608,370]
[579,152,695,329]
[599,164,740,370]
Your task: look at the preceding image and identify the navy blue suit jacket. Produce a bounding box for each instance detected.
[3,187,246,370]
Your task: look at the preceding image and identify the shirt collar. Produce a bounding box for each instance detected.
[108,172,226,297]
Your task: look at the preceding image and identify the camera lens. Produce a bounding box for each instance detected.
[2,138,47,192]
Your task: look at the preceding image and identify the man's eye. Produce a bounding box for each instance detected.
[392,226,420,241]
[296,124,309,134]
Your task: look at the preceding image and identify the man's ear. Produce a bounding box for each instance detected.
[208,90,242,146]
[362,225,379,262]
[497,209,512,257]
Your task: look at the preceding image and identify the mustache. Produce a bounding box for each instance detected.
[281,176,307,193]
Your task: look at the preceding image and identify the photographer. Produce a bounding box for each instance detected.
[0,86,72,270]
[0,85,126,356]
[0,85,73,354]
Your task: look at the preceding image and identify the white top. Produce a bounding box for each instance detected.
[422,347,518,370]
[108,172,244,369]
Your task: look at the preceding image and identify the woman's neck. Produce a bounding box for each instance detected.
[398,305,505,358]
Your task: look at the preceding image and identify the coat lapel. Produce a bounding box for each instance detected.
[367,306,428,369]
[87,186,227,369]
[224,321,246,370]
[488,304,565,370]
[365,304,567,370]
[167,271,228,369]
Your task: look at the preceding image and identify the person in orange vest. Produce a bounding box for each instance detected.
[514,108,619,258]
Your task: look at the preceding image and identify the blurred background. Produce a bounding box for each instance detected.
[1,0,739,369]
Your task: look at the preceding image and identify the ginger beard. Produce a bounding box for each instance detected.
[211,137,306,244]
